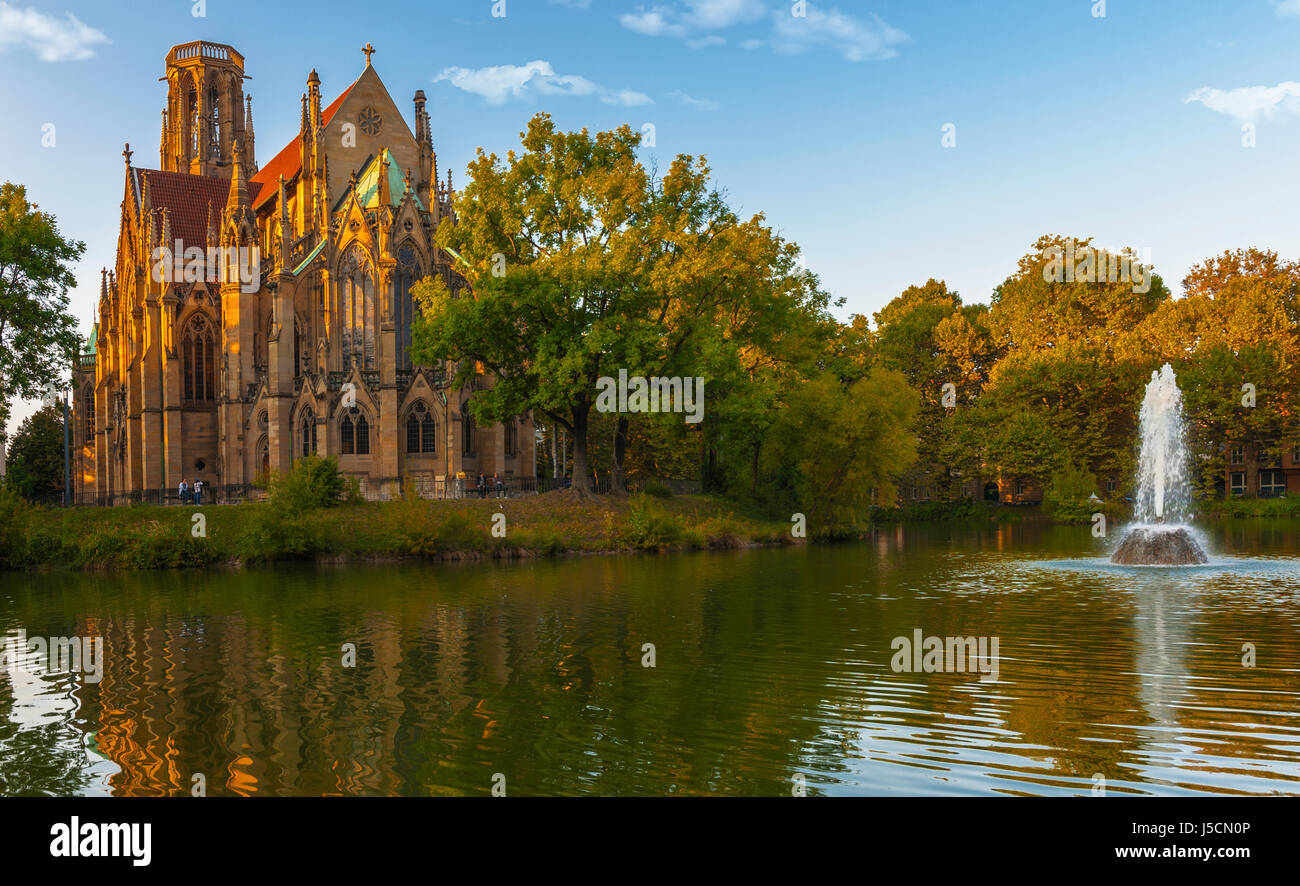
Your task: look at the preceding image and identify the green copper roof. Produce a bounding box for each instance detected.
[83,323,98,356]
[333,148,423,213]
[292,238,328,276]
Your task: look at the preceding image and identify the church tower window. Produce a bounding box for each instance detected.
[299,407,316,457]
[462,402,476,457]
[341,415,354,455]
[395,244,420,369]
[341,412,370,455]
[405,402,436,454]
[340,247,376,370]
[182,314,217,402]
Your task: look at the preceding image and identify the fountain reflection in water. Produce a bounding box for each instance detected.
[1111,363,1210,565]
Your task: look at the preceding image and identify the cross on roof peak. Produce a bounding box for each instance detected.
[362,43,376,66]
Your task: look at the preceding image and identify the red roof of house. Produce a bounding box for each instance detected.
[249,81,356,210]
[134,168,264,249]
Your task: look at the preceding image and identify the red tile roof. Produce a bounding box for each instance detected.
[134,168,264,250]
[249,81,356,210]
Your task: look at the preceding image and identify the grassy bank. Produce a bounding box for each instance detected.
[0,490,804,571]
[1198,494,1300,520]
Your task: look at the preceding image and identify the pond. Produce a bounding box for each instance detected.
[1,520,1297,796]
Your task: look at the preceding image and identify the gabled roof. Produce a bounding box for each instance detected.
[333,147,423,213]
[249,79,356,211]
[132,168,264,248]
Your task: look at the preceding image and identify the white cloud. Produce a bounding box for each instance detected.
[1274,0,1300,18]
[620,0,765,39]
[669,89,720,111]
[435,60,652,107]
[1184,81,1300,122]
[771,7,910,62]
[621,7,691,38]
[603,88,655,107]
[620,2,907,63]
[0,2,108,62]
[686,0,767,28]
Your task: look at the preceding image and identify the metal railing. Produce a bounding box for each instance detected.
[40,473,673,508]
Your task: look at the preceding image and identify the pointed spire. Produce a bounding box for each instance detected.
[140,170,152,231]
[404,168,412,196]
[100,268,108,300]
[414,90,429,143]
[159,110,169,168]
[279,174,291,231]
[307,69,321,131]
[378,151,391,207]
[159,207,173,251]
[279,174,292,267]
[245,94,256,173]
[226,137,250,213]
[207,200,218,248]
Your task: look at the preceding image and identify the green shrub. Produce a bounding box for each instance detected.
[0,486,31,568]
[435,511,488,553]
[642,481,673,499]
[390,489,439,557]
[343,475,364,505]
[625,495,686,549]
[236,506,327,563]
[268,455,345,510]
[1044,463,1106,524]
[1208,494,1300,519]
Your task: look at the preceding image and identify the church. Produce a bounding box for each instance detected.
[74,41,534,504]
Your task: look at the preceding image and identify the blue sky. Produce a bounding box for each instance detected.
[4,0,1300,433]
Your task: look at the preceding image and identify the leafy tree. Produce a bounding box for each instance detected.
[759,369,918,525]
[3,403,64,499]
[873,280,998,496]
[989,234,1170,359]
[412,113,829,494]
[0,182,84,455]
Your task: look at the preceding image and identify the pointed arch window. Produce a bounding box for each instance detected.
[340,247,376,370]
[299,407,317,457]
[356,415,370,455]
[84,386,95,440]
[505,419,518,456]
[182,313,217,402]
[341,414,355,455]
[421,412,436,454]
[395,244,421,370]
[341,411,370,455]
[462,402,476,457]
[208,83,222,158]
[406,412,421,454]
[405,401,436,454]
[294,317,306,377]
[187,85,199,158]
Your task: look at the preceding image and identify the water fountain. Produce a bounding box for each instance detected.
[1111,363,1210,565]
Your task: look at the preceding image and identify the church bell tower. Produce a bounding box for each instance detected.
[159,41,255,179]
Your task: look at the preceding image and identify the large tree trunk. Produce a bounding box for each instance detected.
[610,416,629,494]
[570,403,593,493]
